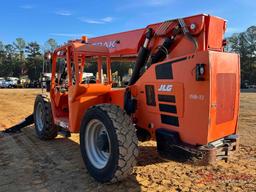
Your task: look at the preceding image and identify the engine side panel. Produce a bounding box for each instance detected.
[208,51,240,142]
[133,51,239,145]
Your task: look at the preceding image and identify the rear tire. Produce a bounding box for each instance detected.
[80,104,138,183]
[34,95,58,140]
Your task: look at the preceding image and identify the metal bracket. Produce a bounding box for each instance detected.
[178,18,198,51]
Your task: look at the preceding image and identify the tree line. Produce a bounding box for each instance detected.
[0,26,255,86]
[226,26,256,87]
[0,38,57,81]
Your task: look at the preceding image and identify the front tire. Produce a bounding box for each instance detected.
[34,95,58,140]
[80,104,138,183]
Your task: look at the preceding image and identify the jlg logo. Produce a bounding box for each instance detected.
[158,84,173,92]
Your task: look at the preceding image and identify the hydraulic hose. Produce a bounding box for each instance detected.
[149,23,181,65]
[151,37,174,64]
[128,28,153,86]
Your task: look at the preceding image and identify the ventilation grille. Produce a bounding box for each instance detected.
[145,85,156,106]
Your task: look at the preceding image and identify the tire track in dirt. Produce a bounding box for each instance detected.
[0,126,141,192]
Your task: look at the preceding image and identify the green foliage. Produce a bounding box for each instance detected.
[26,42,41,58]
[25,42,43,81]
[44,38,58,52]
[0,41,4,51]
[13,38,26,55]
[0,39,57,80]
[13,38,26,75]
[0,43,20,77]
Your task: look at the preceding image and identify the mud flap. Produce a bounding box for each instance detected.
[3,114,34,133]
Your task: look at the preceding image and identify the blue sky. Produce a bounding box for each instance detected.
[0,0,255,45]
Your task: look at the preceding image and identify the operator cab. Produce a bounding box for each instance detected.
[49,38,112,130]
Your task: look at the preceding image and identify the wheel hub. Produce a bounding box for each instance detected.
[96,133,109,152]
[85,119,111,169]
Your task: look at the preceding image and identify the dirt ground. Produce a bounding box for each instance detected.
[0,89,255,192]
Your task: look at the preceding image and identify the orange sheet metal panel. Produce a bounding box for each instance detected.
[134,52,211,145]
[216,73,236,124]
[133,50,239,145]
[208,51,240,142]
[88,29,144,56]
[206,16,226,51]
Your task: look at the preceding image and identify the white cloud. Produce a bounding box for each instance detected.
[55,10,72,16]
[147,0,172,6]
[79,18,104,24]
[78,17,113,24]
[20,5,34,9]
[50,33,92,38]
[116,0,173,11]
[101,17,113,22]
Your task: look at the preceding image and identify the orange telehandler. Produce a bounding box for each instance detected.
[4,14,240,183]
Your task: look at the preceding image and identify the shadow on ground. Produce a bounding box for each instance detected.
[0,124,222,192]
[0,126,142,192]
